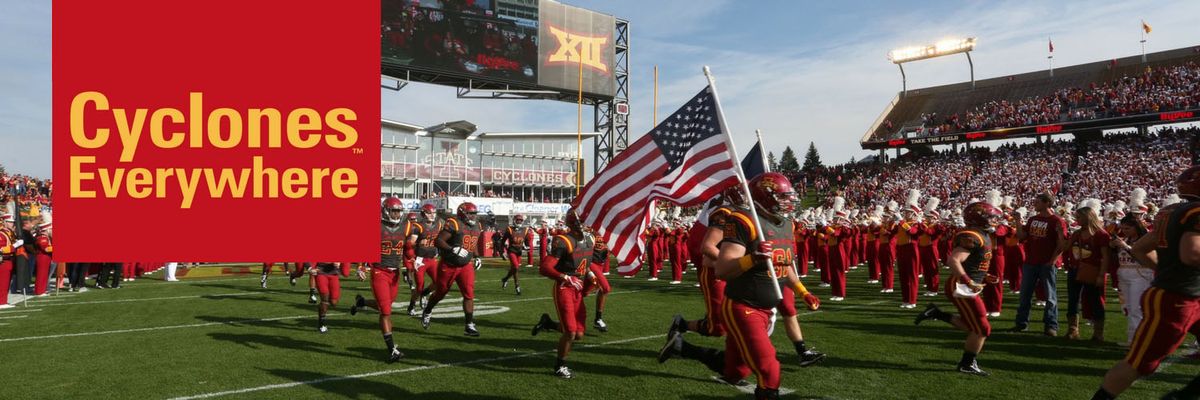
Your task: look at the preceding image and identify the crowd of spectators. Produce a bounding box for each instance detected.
[0,171,51,213]
[813,127,1197,212]
[878,62,1200,140]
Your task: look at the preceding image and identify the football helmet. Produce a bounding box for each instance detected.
[382,197,405,224]
[962,201,1002,229]
[457,202,479,225]
[1177,166,1200,200]
[748,172,798,218]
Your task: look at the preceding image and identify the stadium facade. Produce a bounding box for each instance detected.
[381,119,594,218]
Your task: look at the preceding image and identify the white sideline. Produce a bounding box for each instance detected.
[167,334,664,400]
[28,292,257,307]
[0,315,29,319]
[0,313,334,343]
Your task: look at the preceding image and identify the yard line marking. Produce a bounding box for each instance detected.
[29,292,258,307]
[167,334,665,400]
[0,313,334,343]
[0,308,42,313]
[0,315,29,319]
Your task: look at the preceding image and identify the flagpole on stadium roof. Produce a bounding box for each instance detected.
[703,67,783,302]
[653,65,658,126]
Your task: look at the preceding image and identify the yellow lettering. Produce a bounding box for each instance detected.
[247,108,282,148]
[331,168,358,198]
[310,168,329,198]
[252,156,278,198]
[207,108,243,149]
[189,92,204,148]
[203,168,250,198]
[282,168,308,198]
[149,108,185,148]
[126,168,152,199]
[154,168,175,198]
[286,108,321,148]
[97,168,124,198]
[70,91,110,148]
[324,108,357,148]
[175,168,203,209]
[69,156,96,198]
[112,108,146,163]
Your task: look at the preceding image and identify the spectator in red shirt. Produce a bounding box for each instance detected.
[1009,192,1068,336]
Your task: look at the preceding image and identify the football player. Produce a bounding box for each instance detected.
[421,202,483,337]
[348,197,407,363]
[1093,167,1200,399]
[657,172,804,400]
[584,227,611,332]
[311,262,351,333]
[500,214,532,295]
[530,209,594,379]
[914,201,1003,376]
[406,204,442,316]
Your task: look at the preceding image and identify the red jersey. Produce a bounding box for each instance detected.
[1023,213,1067,265]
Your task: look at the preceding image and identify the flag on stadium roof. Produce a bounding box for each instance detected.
[1142,20,1152,34]
[574,84,740,269]
[1048,38,1054,53]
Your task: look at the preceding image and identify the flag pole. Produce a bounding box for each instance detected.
[754,130,806,291]
[1140,20,1147,63]
[703,66,783,301]
[653,65,658,126]
[1048,37,1054,77]
[577,55,584,195]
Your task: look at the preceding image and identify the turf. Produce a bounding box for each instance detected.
[1,259,1196,399]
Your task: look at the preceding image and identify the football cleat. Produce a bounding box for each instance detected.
[387,348,405,364]
[532,313,553,336]
[924,291,940,297]
[866,280,879,284]
[667,314,685,341]
[798,349,826,367]
[308,293,318,304]
[421,314,432,330]
[957,360,990,376]
[464,323,480,337]
[987,312,1001,318]
[351,295,365,316]
[515,285,522,296]
[915,304,941,325]
[290,276,297,286]
[260,276,268,288]
[594,319,608,333]
[318,325,328,334]
[647,277,659,281]
[407,307,419,317]
[669,281,681,285]
[554,366,573,379]
[501,278,509,289]
[419,294,429,309]
[658,332,683,364]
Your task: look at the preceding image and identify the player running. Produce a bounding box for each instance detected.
[1092,166,1200,400]
[913,201,1003,376]
[420,202,483,337]
[406,204,442,316]
[311,262,351,333]
[348,197,408,363]
[585,227,611,332]
[530,209,594,379]
[500,214,532,295]
[657,172,807,400]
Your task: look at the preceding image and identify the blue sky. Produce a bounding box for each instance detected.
[4,0,1199,178]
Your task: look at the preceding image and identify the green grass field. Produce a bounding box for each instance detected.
[2,259,1197,399]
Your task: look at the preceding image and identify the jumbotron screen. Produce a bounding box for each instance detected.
[381,0,616,97]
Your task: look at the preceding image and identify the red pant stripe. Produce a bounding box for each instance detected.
[1126,287,1165,367]
[722,299,765,388]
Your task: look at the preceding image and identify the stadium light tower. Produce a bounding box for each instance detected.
[888,37,977,96]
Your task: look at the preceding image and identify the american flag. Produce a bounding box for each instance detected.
[574,85,740,268]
